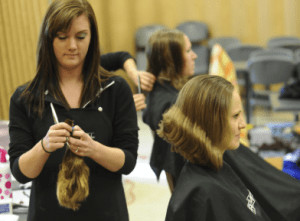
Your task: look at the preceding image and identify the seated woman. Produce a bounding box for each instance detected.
[158,75,300,221]
[142,28,197,191]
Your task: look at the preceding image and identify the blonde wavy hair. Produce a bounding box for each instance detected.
[157,75,234,170]
[57,119,90,211]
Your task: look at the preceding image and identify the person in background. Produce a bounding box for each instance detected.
[142,28,197,191]
[8,0,138,220]
[158,75,300,221]
[100,51,156,111]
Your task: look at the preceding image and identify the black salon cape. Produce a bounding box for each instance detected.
[166,145,300,221]
[143,81,185,183]
[224,144,300,221]
[165,161,271,221]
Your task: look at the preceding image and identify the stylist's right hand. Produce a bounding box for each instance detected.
[42,122,72,153]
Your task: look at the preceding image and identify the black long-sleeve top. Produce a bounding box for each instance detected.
[8,75,138,221]
[100,51,133,71]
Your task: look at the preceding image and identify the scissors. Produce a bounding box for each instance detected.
[50,103,59,124]
[137,74,142,94]
[50,103,73,148]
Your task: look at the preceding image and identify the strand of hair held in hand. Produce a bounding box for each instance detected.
[57,119,90,211]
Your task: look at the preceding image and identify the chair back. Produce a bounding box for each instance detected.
[267,36,300,52]
[176,21,209,44]
[135,24,166,70]
[136,51,147,70]
[135,24,166,49]
[249,48,294,61]
[208,36,241,50]
[227,44,263,62]
[294,48,300,79]
[295,48,300,61]
[192,45,210,75]
[248,49,295,85]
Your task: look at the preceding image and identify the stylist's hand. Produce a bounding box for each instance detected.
[68,125,96,157]
[135,71,156,92]
[133,93,146,111]
[43,122,72,152]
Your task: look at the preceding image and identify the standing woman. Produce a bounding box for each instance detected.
[8,0,138,220]
[142,28,197,191]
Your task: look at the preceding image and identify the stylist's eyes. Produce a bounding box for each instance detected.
[56,32,87,40]
[77,33,87,39]
[57,35,67,40]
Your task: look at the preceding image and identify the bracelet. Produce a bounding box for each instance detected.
[41,139,53,154]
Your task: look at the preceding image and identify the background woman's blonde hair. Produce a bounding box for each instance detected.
[157,75,234,170]
[146,28,189,90]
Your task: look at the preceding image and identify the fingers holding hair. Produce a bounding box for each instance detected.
[138,71,156,92]
[43,122,72,152]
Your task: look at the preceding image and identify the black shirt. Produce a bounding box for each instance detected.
[9,76,138,221]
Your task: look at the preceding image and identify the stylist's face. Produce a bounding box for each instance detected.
[53,14,91,72]
[182,35,197,76]
[228,89,246,150]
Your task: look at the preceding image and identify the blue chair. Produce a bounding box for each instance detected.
[246,48,295,123]
[294,48,300,80]
[251,48,294,60]
[208,36,241,50]
[227,44,264,61]
[192,45,210,75]
[135,24,166,70]
[226,44,264,120]
[176,21,209,44]
[267,36,300,52]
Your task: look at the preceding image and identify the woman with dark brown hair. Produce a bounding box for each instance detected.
[143,28,197,191]
[8,0,138,220]
[159,75,300,221]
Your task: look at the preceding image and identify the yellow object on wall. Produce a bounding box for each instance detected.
[209,44,249,147]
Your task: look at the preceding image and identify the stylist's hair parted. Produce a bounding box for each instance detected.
[157,75,234,170]
[21,0,110,117]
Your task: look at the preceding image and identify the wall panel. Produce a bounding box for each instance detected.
[284,0,300,35]
[0,0,48,120]
[1,0,300,120]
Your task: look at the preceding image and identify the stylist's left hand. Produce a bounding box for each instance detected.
[135,71,156,92]
[68,125,96,157]
[133,93,146,111]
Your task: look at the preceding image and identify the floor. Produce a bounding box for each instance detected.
[123,111,170,221]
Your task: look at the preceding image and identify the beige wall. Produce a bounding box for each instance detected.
[1,0,300,120]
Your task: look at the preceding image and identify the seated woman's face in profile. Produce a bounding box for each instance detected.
[182,35,197,77]
[227,89,246,150]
